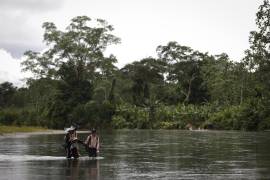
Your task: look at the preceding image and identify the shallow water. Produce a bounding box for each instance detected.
[0,130,270,179]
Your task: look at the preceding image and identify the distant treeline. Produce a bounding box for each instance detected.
[0,1,270,130]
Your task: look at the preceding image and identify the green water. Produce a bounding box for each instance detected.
[0,130,270,179]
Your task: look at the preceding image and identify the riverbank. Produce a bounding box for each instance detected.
[0,125,48,135]
[0,125,91,138]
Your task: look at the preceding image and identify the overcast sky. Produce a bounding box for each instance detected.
[0,0,263,86]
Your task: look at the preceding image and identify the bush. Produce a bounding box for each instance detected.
[71,104,86,125]
[154,104,211,129]
[0,108,19,125]
[114,103,150,129]
[18,109,40,126]
[114,103,212,129]
[111,115,128,129]
[0,108,42,126]
[205,99,270,131]
[236,99,267,131]
[258,117,270,130]
[84,100,116,128]
[154,121,178,129]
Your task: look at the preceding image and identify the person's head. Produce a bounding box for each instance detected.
[70,129,75,133]
[68,126,76,133]
[71,125,76,131]
[92,128,96,135]
[65,125,76,133]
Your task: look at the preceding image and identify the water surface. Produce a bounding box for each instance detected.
[0,130,270,179]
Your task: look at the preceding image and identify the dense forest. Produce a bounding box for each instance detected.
[0,1,270,130]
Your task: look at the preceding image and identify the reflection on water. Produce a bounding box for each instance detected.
[0,130,270,179]
[0,155,104,161]
[64,159,99,180]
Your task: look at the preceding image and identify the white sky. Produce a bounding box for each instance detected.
[0,0,263,86]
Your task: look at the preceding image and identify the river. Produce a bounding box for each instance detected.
[0,130,270,179]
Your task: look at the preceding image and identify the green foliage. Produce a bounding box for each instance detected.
[111,115,128,129]
[201,54,245,105]
[204,98,270,131]
[112,103,211,129]
[206,106,241,130]
[244,0,270,100]
[0,108,41,126]
[1,2,270,131]
[84,100,115,127]
[156,121,178,129]
[22,16,120,80]
[0,125,47,134]
[120,58,165,106]
[0,82,17,107]
[157,42,209,104]
[114,103,145,129]
[0,108,19,125]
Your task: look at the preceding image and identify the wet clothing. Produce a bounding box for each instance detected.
[64,131,78,158]
[64,133,71,157]
[88,147,97,157]
[65,131,77,143]
[85,134,100,157]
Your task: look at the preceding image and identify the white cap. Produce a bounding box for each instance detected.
[64,125,76,133]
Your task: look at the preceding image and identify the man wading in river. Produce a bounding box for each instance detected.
[84,129,100,157]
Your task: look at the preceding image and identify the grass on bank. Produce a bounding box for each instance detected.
[0,125,47,134]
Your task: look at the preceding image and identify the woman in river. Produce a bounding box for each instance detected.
[84,129,100,157]
[64,126,78,158]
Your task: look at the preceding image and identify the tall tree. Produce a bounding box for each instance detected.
[22,16,120,80]
[244,0,270,99]
[21,16,120,128]
[0,82,16,107]
[201,53,248,105]
[121,57,166,106]
[157,41,208,104]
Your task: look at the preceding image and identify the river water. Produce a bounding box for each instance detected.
[0,130,269,180]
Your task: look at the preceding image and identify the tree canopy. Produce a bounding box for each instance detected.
[1,1,270,130]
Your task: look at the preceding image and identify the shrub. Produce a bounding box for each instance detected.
[84,100,116,128]
[207,106,241,130]
[154,121,178,129]
[0,108,42,127]
[111,115,128,129]
[0,108,19,125]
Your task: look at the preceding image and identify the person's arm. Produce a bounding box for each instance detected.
[64,134,70,142]
[84,135,90,145]
[96,136,100,152]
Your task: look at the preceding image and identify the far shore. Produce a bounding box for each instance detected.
[1,125,269,138]
[0,130,91,138]
[0,125,90,138]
